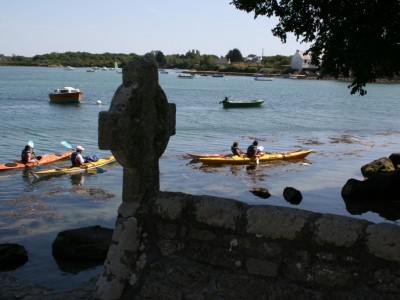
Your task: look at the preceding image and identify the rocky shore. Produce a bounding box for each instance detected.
[0,274,97,300]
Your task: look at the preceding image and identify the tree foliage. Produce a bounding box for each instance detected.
[231,0,400,95]
[226,48,244,63]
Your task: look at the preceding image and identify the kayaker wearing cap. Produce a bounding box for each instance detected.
[71,145,87,167]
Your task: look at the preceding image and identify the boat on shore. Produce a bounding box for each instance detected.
[254,76,274,81]
[30,155,116,180]
[48,86,83,104]
[177,74,194,79]
[0,151,73,171]
[198,149,315,165]
[220,97,264,108]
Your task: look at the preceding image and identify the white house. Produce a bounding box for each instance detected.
[291,50,318,71]
[245,54,262,64]
[215,56,230,66]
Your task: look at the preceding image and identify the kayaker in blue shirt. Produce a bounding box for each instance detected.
[246,140,261,158]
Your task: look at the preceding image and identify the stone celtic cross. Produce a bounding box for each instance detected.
[95,55,176,299]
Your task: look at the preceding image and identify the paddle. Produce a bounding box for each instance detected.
[81,162,105,173]
[27,140,40,167]
[61,140,74,150]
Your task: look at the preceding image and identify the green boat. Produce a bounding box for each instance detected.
[220,97,265,108]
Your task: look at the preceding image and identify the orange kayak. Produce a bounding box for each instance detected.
[0,151,73,171]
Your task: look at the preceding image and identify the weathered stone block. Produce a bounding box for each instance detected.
[153,193,185,220]
[188,228,217,241]
[282,258,313,284]
[247,205,312,240]
[255,241,283,258]
[157,239,182,257]
[313,214,369,247]
[366,223,400,262]
[194,197,244,230]
[217,274,267,299]
[313,263,357,288]
[246,257,279,278]
[167,264,209,287]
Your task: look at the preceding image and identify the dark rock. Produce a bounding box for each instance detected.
[341,169,400,202]
[52,225,113,262]
[389,153,400,169]
[283,187,302,204]
[0,243,28,271]
[250,187,271,199]
[361,157,395,179]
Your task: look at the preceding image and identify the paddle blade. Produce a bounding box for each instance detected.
[96,167,105,173]
[61,141,73,149]
[28,140,34,148]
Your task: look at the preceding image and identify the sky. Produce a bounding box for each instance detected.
[1,0,310,58]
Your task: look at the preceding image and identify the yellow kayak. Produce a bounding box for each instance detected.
[198,150,315,165]
[31,155,116,179]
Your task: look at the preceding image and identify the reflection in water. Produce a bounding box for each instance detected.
[70,174,85,186]
[344,198,400,221]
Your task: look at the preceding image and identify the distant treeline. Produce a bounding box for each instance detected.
[0,50,294,74]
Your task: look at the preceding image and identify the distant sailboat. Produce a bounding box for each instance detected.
[115,62,122,73]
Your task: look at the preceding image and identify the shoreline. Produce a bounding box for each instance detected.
[0,273,96,299]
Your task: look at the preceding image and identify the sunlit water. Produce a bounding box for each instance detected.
[0,66,399,290]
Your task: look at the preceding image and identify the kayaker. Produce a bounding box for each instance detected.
[246,140,261,158]
[231,141,244,156]
[21,145,38,165]
[71,145,88,167]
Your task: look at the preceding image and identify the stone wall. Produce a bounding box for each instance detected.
[94,56,400,299]
[118,192,400,299]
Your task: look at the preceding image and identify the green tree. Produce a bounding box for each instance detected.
[231,0,400,95]
[151,50,166,67]
[226,48,243,63]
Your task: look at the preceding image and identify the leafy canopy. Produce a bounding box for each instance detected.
[226,48,244,63]
[231,0,400,95]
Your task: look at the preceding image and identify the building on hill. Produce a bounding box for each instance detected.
[215,56,230,66]
[291,50,319,71]
[245,54,262,64]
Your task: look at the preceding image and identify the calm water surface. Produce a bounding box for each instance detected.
[0,66,399,290]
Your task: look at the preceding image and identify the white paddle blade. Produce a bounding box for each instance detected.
[61,141,73,149]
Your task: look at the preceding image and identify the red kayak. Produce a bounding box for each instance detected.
[0,151,73,171]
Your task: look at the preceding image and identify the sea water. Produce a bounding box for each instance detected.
[0,66,399,290]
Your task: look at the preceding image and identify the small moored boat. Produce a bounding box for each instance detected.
[254,76,274,81]
[49,86,83,104]
[220,97,265,108]
[177,74,194,79]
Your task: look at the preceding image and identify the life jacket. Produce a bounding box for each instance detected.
[247,145,257,157]
[231,146,242,155]
[71,151,81,166]
[21,149,30,163]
